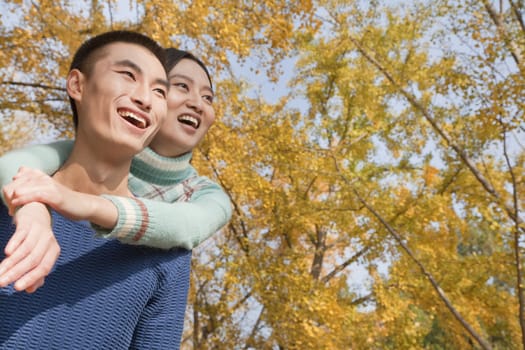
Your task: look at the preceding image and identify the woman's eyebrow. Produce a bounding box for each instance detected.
[169,73,214,94]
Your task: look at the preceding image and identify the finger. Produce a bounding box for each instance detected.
[9,178,42,197]
[2,187,14,213]
[3,222,31,256]
[5,174,34,192]
[10,188,50,208]
[13,166,36,179]
[0,229,41,287]
[2,241,47,290]
[2,184,12,199]
[24,277,46,294]
[4,178,33,211]
[15,246,58,292]
[12,167,47,182]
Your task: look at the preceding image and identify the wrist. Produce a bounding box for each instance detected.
[86,195,118,229]
[16,202,52,225]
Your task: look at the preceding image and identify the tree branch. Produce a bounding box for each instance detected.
[321,246,370,284]
[482,0,524,73]
[502,123,525,345]
[243,305,265,350]
[0,81,65,92]
[509,0,525,34]
[345,33,524,235]
[334,157,492,350]
[310,224,327,280]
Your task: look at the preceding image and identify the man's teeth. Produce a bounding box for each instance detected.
[179,115,199,128]
[120,110,147,129]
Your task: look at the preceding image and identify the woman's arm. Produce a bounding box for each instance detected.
[5,167,118,227]
[7,168,232,250]
[1,141,232,250]
[0,140,73,204]
[94,180,232,249]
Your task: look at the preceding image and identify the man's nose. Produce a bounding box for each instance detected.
[131,84,152,112]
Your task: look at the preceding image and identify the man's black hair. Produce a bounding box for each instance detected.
[68,30,167,128]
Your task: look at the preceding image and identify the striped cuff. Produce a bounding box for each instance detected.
[91,195,149,243]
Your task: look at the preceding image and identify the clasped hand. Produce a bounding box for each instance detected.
[0,167,67,293]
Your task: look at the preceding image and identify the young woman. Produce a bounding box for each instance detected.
[0,48,232,292]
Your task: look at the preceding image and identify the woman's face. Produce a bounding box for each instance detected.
[148,58,216,157]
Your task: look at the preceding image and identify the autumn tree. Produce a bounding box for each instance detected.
[283,0,524,348]
[1,0,524,349]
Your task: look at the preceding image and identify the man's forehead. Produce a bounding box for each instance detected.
[87,42,166,81]
[100,42,158,62]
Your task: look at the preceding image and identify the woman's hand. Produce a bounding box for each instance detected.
[3,166,118,229]
[3,167,89,221]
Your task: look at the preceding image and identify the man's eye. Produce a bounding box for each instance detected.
[154,88,167,98]
[120,71,135,80]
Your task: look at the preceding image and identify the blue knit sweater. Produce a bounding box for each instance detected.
[0,203,191,349]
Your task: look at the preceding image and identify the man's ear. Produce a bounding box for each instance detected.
[66,69,84,102]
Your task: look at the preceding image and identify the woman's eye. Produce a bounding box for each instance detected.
[203,95,214,104]
[173,82,189,90]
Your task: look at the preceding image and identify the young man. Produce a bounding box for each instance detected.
[0,31,190,349]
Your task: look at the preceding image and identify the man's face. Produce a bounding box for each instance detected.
[72,42,168,158]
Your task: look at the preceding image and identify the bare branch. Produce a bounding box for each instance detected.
[482,0,524,73]
[311,224,327,280]
[509,0,525,34]
[345,33,525,234]
[243,305,265,350]
[502,123,525,345]
[106,0,114,29]
[321,246,370,284]
[0,81,65,92]
[333,157,493,350]
[351,293,373,306]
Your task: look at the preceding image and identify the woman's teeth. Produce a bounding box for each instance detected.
[178,115,199,128]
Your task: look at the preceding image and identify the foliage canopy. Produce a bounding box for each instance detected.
[0,0,524,348]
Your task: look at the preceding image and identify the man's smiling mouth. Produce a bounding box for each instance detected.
[118,109,148,129]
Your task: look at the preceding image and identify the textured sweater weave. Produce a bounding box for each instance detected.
[0,204,191,349]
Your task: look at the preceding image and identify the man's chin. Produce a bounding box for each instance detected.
[113,139,150,157]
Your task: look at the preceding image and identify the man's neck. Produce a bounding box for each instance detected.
[53,141,133,197]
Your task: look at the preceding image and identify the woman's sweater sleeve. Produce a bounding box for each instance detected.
[0,140,73,204]
[93,181,232,249]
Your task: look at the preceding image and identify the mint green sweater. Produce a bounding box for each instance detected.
[0,141,232,249]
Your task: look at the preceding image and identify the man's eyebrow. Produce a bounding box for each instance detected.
[115,59,169,90]
[155,78,170,91]
[114,59,143,74]
[169,73,214,94]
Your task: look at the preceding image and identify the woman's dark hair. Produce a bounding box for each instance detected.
[165,48,213,92]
